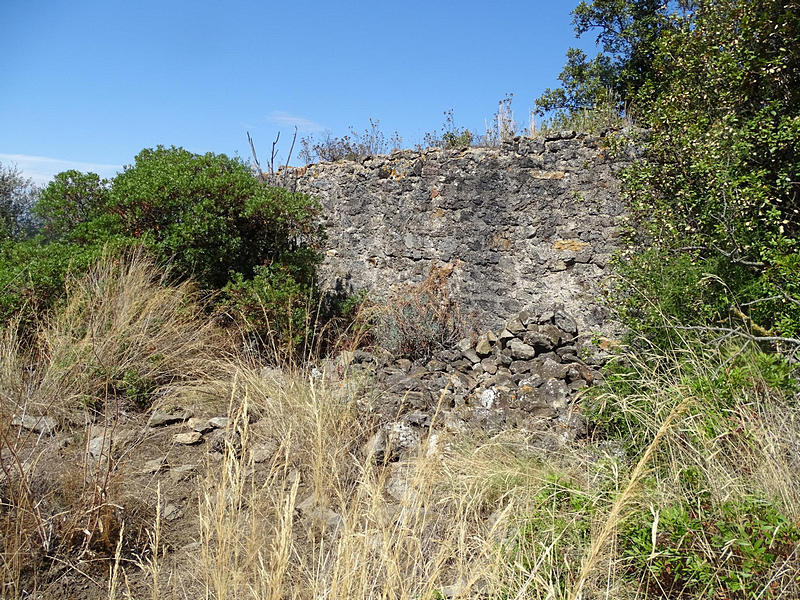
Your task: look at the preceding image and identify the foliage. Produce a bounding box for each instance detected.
[620,495,800,598]
[35,170,113,243]
[581,335,800,597]
[505,473,595,594]
[0,238,108,331]
[585,341,799,454]
[109,145,322,290]
[421,110,474,150]
[535,0,689,116]
[222,263,319,362]
[2,146,324,360]
[299,119,402,163]
[617,0,800,349]
[0,161,39,239]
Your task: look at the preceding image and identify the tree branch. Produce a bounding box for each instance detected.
[246,131,264,180]
[672,325,800,346]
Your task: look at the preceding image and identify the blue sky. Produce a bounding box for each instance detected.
[1,1,595,185]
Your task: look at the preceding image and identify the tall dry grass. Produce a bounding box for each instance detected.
[123,362,678,600]
[0,250,230,599]
[3,252,800,599]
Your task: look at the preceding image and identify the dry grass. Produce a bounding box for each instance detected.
[3,249,230,422]
[106,363,683,600]
[0,251,230,598]
[2,254,800,599]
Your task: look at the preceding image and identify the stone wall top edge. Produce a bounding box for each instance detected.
[274,127,639,175]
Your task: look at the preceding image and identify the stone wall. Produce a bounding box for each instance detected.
[273,130,633,335]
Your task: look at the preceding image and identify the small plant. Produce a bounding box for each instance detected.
[421,110,474,150]
[504,473,594,594]
[478,93,517,146]
[299,118,402,163]
[620,495,800,598]
[538,92,633,136]
[371,264,466,361]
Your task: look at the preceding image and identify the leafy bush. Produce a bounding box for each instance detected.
[544,1,799,357]
[620,495,800,599]
[0,238,109,331]
[109,146,322,290]
[222,263,320,362]
[585,340,799,454]
[614,0,799,351]
[2,146,324,358]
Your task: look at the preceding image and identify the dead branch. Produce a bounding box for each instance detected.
[269,131,280,175]
[672,325,800,347]
[246,131,264,180]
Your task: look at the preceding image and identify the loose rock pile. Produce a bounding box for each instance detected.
[337,308,609,460]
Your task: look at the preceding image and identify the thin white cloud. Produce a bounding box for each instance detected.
[0,153,122,186]
[267,111,326,133]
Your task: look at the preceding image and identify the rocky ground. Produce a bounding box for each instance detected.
[6,308,614,599]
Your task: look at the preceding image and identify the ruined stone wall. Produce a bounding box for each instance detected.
[274,131,633,334]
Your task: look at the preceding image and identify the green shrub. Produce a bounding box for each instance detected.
[614,0,800,350]
[620,495,800,599]
[109,146,322,289]
[222,263,318,361]
[35,170,114,243]
[4,146,324,358]
[584,342,798,453]
[0,238,109,331]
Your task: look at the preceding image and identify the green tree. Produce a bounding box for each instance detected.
[4,146,324,354]
[536,0,692,115]
[35,170,113,243]
[108,145,322,289]
[619,0,800,346]
[0,162,39,240]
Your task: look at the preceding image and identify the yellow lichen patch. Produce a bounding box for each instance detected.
[432,208,445,219]
[553,239,590,252]
[491,233,513,251]
[430,189,440,199]
[530,170,566,179]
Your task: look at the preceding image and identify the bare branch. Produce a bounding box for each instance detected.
[269,131,280,175]
[246,131,264,180]
[282,126,298,184]
[740,296,782,307]
[782,291,800,307]
[672,325,800,346]
[672,244,764,267]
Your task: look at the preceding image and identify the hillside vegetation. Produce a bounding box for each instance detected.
[1,0,798,598]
